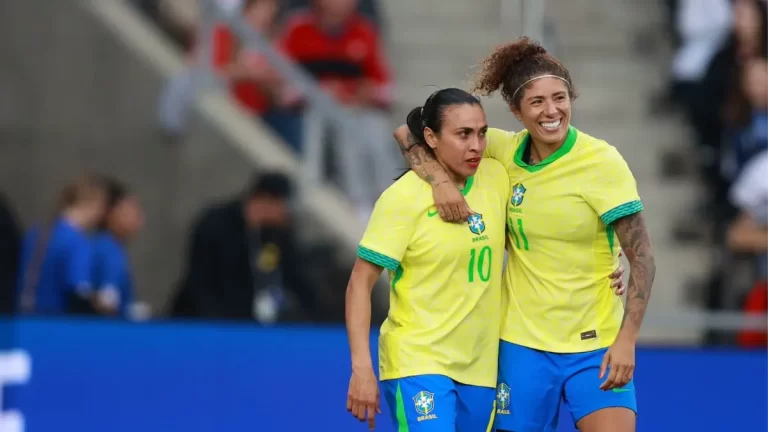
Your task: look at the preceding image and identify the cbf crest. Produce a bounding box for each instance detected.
[496,383,511,415]
[413,391,437,421]
[468,213,486,235]
[511,183,527,207]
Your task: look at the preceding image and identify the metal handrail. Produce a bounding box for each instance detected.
[198,0,367,195]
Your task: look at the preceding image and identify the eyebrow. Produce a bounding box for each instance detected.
[454,125,489,132]
[527,91,567,101]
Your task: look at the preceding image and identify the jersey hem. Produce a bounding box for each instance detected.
[600,200,644,225]
[499,336,613,354]
[357,245,400,271]
[379,370,496,388]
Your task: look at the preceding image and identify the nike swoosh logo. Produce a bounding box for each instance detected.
[427,209,439,217]
[612,388,632,393]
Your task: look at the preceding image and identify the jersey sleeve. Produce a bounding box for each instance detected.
[582,145,643,225]
[483,128,513,162]
[357,187,419,271]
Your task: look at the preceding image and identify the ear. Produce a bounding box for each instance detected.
[424,128,439,150]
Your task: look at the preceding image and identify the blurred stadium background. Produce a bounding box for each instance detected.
[0,0,766,431]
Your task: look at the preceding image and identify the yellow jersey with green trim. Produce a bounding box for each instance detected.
[485,126,643,353]
[358,159,509,388]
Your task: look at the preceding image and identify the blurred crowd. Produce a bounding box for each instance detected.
[149,0,397,221]
[1,0,394,327]
[656,0,767,344]
[0,171,341,325]
[0,0,764,343]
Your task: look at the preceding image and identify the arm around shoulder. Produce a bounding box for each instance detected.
[393,125,451,187]
[392,125,474,222]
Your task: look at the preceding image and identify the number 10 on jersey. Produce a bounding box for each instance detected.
[468,246,492,282]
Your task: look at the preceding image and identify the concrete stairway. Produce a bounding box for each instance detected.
[381,0,706,343]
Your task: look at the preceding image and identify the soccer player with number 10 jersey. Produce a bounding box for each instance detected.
[346,88,508,431]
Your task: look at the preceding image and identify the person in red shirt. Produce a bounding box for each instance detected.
[281,0,398,219]
[157,0,302,150]
[216,0,303,151]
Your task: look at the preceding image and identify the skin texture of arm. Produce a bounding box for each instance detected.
[345,257,383,371]
[613,212,656,342]
[345,257,383,428]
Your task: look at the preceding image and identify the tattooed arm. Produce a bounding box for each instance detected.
[393,125,473,221]
[613,212,656,341]
[598,211,656,390]
[393,125,451,186]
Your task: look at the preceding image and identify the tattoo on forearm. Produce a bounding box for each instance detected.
[614,212,656,334]
[395,131,442,186]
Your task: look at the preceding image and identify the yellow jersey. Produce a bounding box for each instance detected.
[485,126,643,353]
[358,159,510,388]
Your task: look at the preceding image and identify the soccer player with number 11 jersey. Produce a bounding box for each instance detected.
[396,38,656,432]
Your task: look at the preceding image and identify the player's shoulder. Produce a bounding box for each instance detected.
[477,158,507,179]
[487,128,526,145]
[572,127,624,163]
[377,171,431,209]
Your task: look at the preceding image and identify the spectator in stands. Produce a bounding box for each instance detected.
[282,0,382,27]
[91,178,145,319]
[659,0,732,118]
[280,0,398,220]
[0,193,22,315]
[157,0,303,150]
[724,58,768,185]
[728,149,768,346]
[665,0,735,240]
[702,6,766,332]
[17,176,107,315]
[216,0,304,151]
[668,0,766,242]
[172,172,318,323]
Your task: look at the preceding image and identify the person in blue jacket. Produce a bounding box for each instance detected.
[91,177,144,318]
[18,175,108,314]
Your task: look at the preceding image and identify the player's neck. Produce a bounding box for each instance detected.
[529,137,565,164]
[438,160,467,189]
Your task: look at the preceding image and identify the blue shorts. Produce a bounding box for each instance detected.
[495,341,638,432]
[381,375,496,431]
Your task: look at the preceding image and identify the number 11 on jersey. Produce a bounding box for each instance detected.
[509,217,529,250]
[468,246,492,282]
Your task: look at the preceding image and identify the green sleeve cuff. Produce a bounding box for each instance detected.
[357,246,400,272]
[601,200,644,225]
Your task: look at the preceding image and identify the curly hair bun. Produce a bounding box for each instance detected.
[471,37,573,108]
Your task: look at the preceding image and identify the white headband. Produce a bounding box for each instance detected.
[511,75,570,101]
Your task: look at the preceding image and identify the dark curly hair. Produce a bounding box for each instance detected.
[471,37,577,109]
